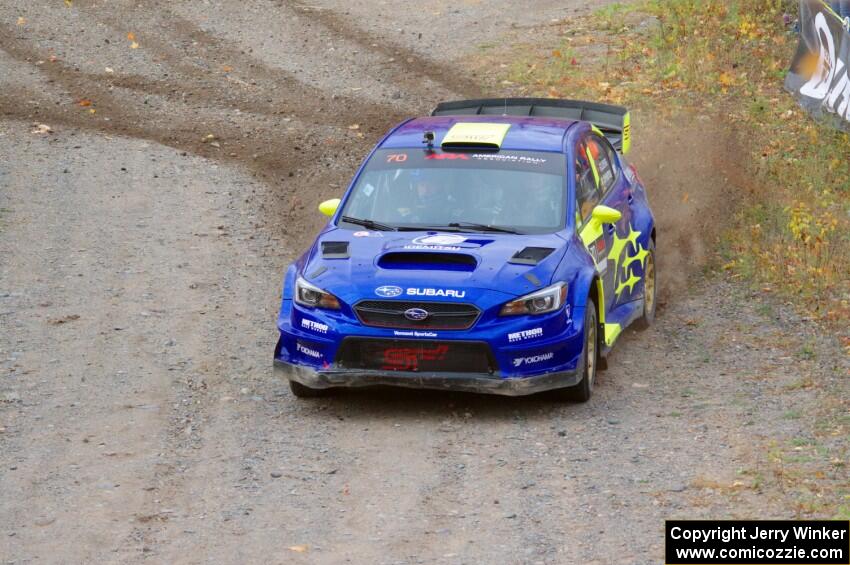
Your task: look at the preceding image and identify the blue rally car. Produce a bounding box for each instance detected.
[274,98,656,401]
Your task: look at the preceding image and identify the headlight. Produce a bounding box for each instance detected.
[294,276,341,310]
[499,283,567,316]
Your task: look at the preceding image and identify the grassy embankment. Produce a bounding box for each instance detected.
[497,0,848,518]
[504,0,849,326]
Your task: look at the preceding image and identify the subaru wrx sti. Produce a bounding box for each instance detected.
[274,98,656,401]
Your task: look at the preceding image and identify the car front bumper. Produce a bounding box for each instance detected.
[274,358,580,397]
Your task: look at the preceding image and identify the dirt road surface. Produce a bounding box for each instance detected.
[1,1,845,564]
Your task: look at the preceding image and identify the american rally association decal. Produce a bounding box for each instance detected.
[507,327,543,343]
[296,342,322,359]
[512,352,554,368]
[301,318,329,334]
[471,154,547,165]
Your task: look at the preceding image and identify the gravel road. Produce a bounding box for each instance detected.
[1,1,846,564]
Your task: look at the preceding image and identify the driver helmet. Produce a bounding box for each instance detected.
[411,169,442,205]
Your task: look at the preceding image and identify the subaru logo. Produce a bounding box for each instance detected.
[404,308,430,321]
[375,285,403,298]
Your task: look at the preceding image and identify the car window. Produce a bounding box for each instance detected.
[340,149,567,234]
[599,136,622,190]
[587,136,617,193]
[575,140,602,225]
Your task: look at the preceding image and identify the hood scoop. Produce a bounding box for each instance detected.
[509,247,555,266]
[378,251,478,272]
[321,241,350,259]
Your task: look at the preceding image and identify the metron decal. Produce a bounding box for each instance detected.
[507,327,544,343]
[301,318,329,334]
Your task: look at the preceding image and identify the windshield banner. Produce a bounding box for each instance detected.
[785,0,850,130]
[368,149,565,175]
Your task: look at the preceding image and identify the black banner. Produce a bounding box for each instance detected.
[665,520,849,564]
[786,1,850,130]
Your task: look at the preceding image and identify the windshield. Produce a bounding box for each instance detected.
[339,149,566,234]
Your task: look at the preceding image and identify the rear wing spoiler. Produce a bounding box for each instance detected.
[431,98,631,154]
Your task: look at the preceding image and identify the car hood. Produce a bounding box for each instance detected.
[300,228,569,304]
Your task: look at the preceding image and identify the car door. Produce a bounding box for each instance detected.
[574,135,618,321]
[589,134,640,309]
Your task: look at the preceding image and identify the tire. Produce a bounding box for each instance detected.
[553,299,598,402]
[634,239,657,330]
[289,379,330,398]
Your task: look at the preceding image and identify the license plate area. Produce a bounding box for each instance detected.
[336,339,494,373]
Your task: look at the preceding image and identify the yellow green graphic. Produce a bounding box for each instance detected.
[582,219,647,347]
[611,224,647,299]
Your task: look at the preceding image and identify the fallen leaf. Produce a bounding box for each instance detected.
[718,71,735,87]
[130,41,139,49]
[221,65,233,72]
[127,32,136,41]
[16,16,26,25]
[77,99,92,107]
[49,55,58,63]
[31,124,53,134]
[105,67,114,74]
[348,124,360,130]
[288,545,308,553]
[89,109,96,114]
[64,0,72,6]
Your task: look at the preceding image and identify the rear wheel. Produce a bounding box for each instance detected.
[634,239,657,330]
[554,299,598,402]
[289,379,330,398]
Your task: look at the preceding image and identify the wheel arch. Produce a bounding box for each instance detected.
[571,270,605,339]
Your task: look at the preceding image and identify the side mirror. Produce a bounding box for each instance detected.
[591,205,622,225]
[318,198,341,217]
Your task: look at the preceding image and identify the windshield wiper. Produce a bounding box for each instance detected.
[440,222,522,235]
[341,216,397,232]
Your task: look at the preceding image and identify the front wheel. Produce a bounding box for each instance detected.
[553,299,598,402]
[289,379,330,398]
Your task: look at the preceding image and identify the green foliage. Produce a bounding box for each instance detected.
[504,0,849,324]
